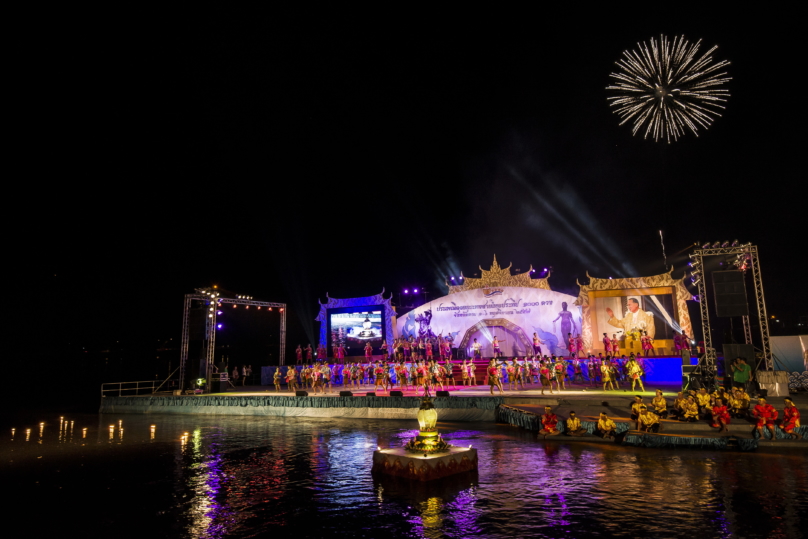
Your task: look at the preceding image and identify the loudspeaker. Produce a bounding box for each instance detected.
[339,391,353,397]
[436,391,450,397]
[295,390,308,397]
[365,392,376,397]
[712,271,749,317]
[390,390,403,397]
[681,350,691,366]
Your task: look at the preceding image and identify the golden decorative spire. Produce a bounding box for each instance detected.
[446,256,551,293]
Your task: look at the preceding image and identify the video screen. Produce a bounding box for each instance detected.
[328,308,383,354]
[591,287,676,351]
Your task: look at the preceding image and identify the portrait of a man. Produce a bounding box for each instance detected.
[606,298,656,338]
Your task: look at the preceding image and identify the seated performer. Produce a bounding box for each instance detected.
[637,405,661,433]
[540,406,560,436]
[682,396,699,422]
[780,398,801,440]
[651,389,668,419]
[565,411,586,436]
[670,391,687,420]
[696,388,712,418]
[596,412,617,439]
[630,396,644,420]
[729,388,751,419]
[753,398,778,439]
[710,398,731,433]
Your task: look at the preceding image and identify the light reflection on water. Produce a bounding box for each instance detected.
[2,413,807,538]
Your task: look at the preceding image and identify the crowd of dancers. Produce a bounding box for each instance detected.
[273,351,659,398]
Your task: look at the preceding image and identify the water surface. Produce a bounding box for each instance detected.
[3,413,806,538]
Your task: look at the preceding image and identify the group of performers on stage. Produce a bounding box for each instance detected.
[534,391,800,441]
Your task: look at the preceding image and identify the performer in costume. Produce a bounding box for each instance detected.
[539,360,553,395]
[341,365,351,386]
[696,388,712,417]
[637,405,661,433]
[381,342,388,361]
[506,361,517,391]
[630,396,644,420]
[273,368,282,392]
[565,411,586,436]
[780,398,801,440]
[443,339,452,361]
[641,332,654,357]
[492,337,502,359]
[532,332,544,358]
[364,343,373,363]
[602,333,612,354]
[682,396,699,422]
[468,361,477,386]
[425,340,433,361]
[651,389,667,418]
[553,357,567,390]
[729,388,750,418]
[373,362,387,394]
[575,334,585,358]
[610,359,621,390]
[472,338,482,359]
[710,398,730,433]
[567,333,576,358]
[753,398,778,439]
[444,358,456,390]
[487,359,503,395]
[539,406,560,436]
[312,365,325,394]
[601,359,615,391]
[596,412,617,439]
[295,345,303,365]
[572,359,584,384]
[626,356,644,392]
[305,345,313,362]
[611,334,620,355]
[286,366,297,391]
[670,392,687,420]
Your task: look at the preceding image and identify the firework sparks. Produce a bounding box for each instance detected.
[607,35,731,143]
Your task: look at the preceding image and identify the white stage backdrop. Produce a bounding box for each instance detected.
[396,287,580,357]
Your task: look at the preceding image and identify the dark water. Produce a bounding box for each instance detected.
[3,413,807,539]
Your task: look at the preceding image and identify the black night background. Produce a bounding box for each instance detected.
[9,9,804,411]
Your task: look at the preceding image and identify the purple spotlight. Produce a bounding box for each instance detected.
[543,268,548,271]
[414,288,418,293]
[451,276,455,280]
[404,289,409,294]
[217,311,222,315]
[217,324,222,329]
[531,269,535,273]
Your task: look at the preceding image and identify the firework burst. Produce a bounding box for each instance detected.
[607,35,731,143]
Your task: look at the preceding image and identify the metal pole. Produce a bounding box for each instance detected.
[749,246,773,369]
[179,294,192,390]
[280,306,287,365]
[693,252,716,387]
[742,315,753,345]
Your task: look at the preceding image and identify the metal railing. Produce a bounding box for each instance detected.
[101,380,162,397]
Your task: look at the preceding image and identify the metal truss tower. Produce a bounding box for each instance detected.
[179,288,287,390]
[689,243,772,388]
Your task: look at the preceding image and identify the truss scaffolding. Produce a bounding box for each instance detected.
[179,288,287,390]
[689,244,772,389]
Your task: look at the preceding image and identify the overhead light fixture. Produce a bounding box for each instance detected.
[721,241,730,248]
[731,240,739,247]
[702,242,711,248]
[712,242,721,248]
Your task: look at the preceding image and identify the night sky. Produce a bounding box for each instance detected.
[14,10,804,396]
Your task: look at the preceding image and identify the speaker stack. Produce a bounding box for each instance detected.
[295,390,309,397]
[339,391,353,397]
